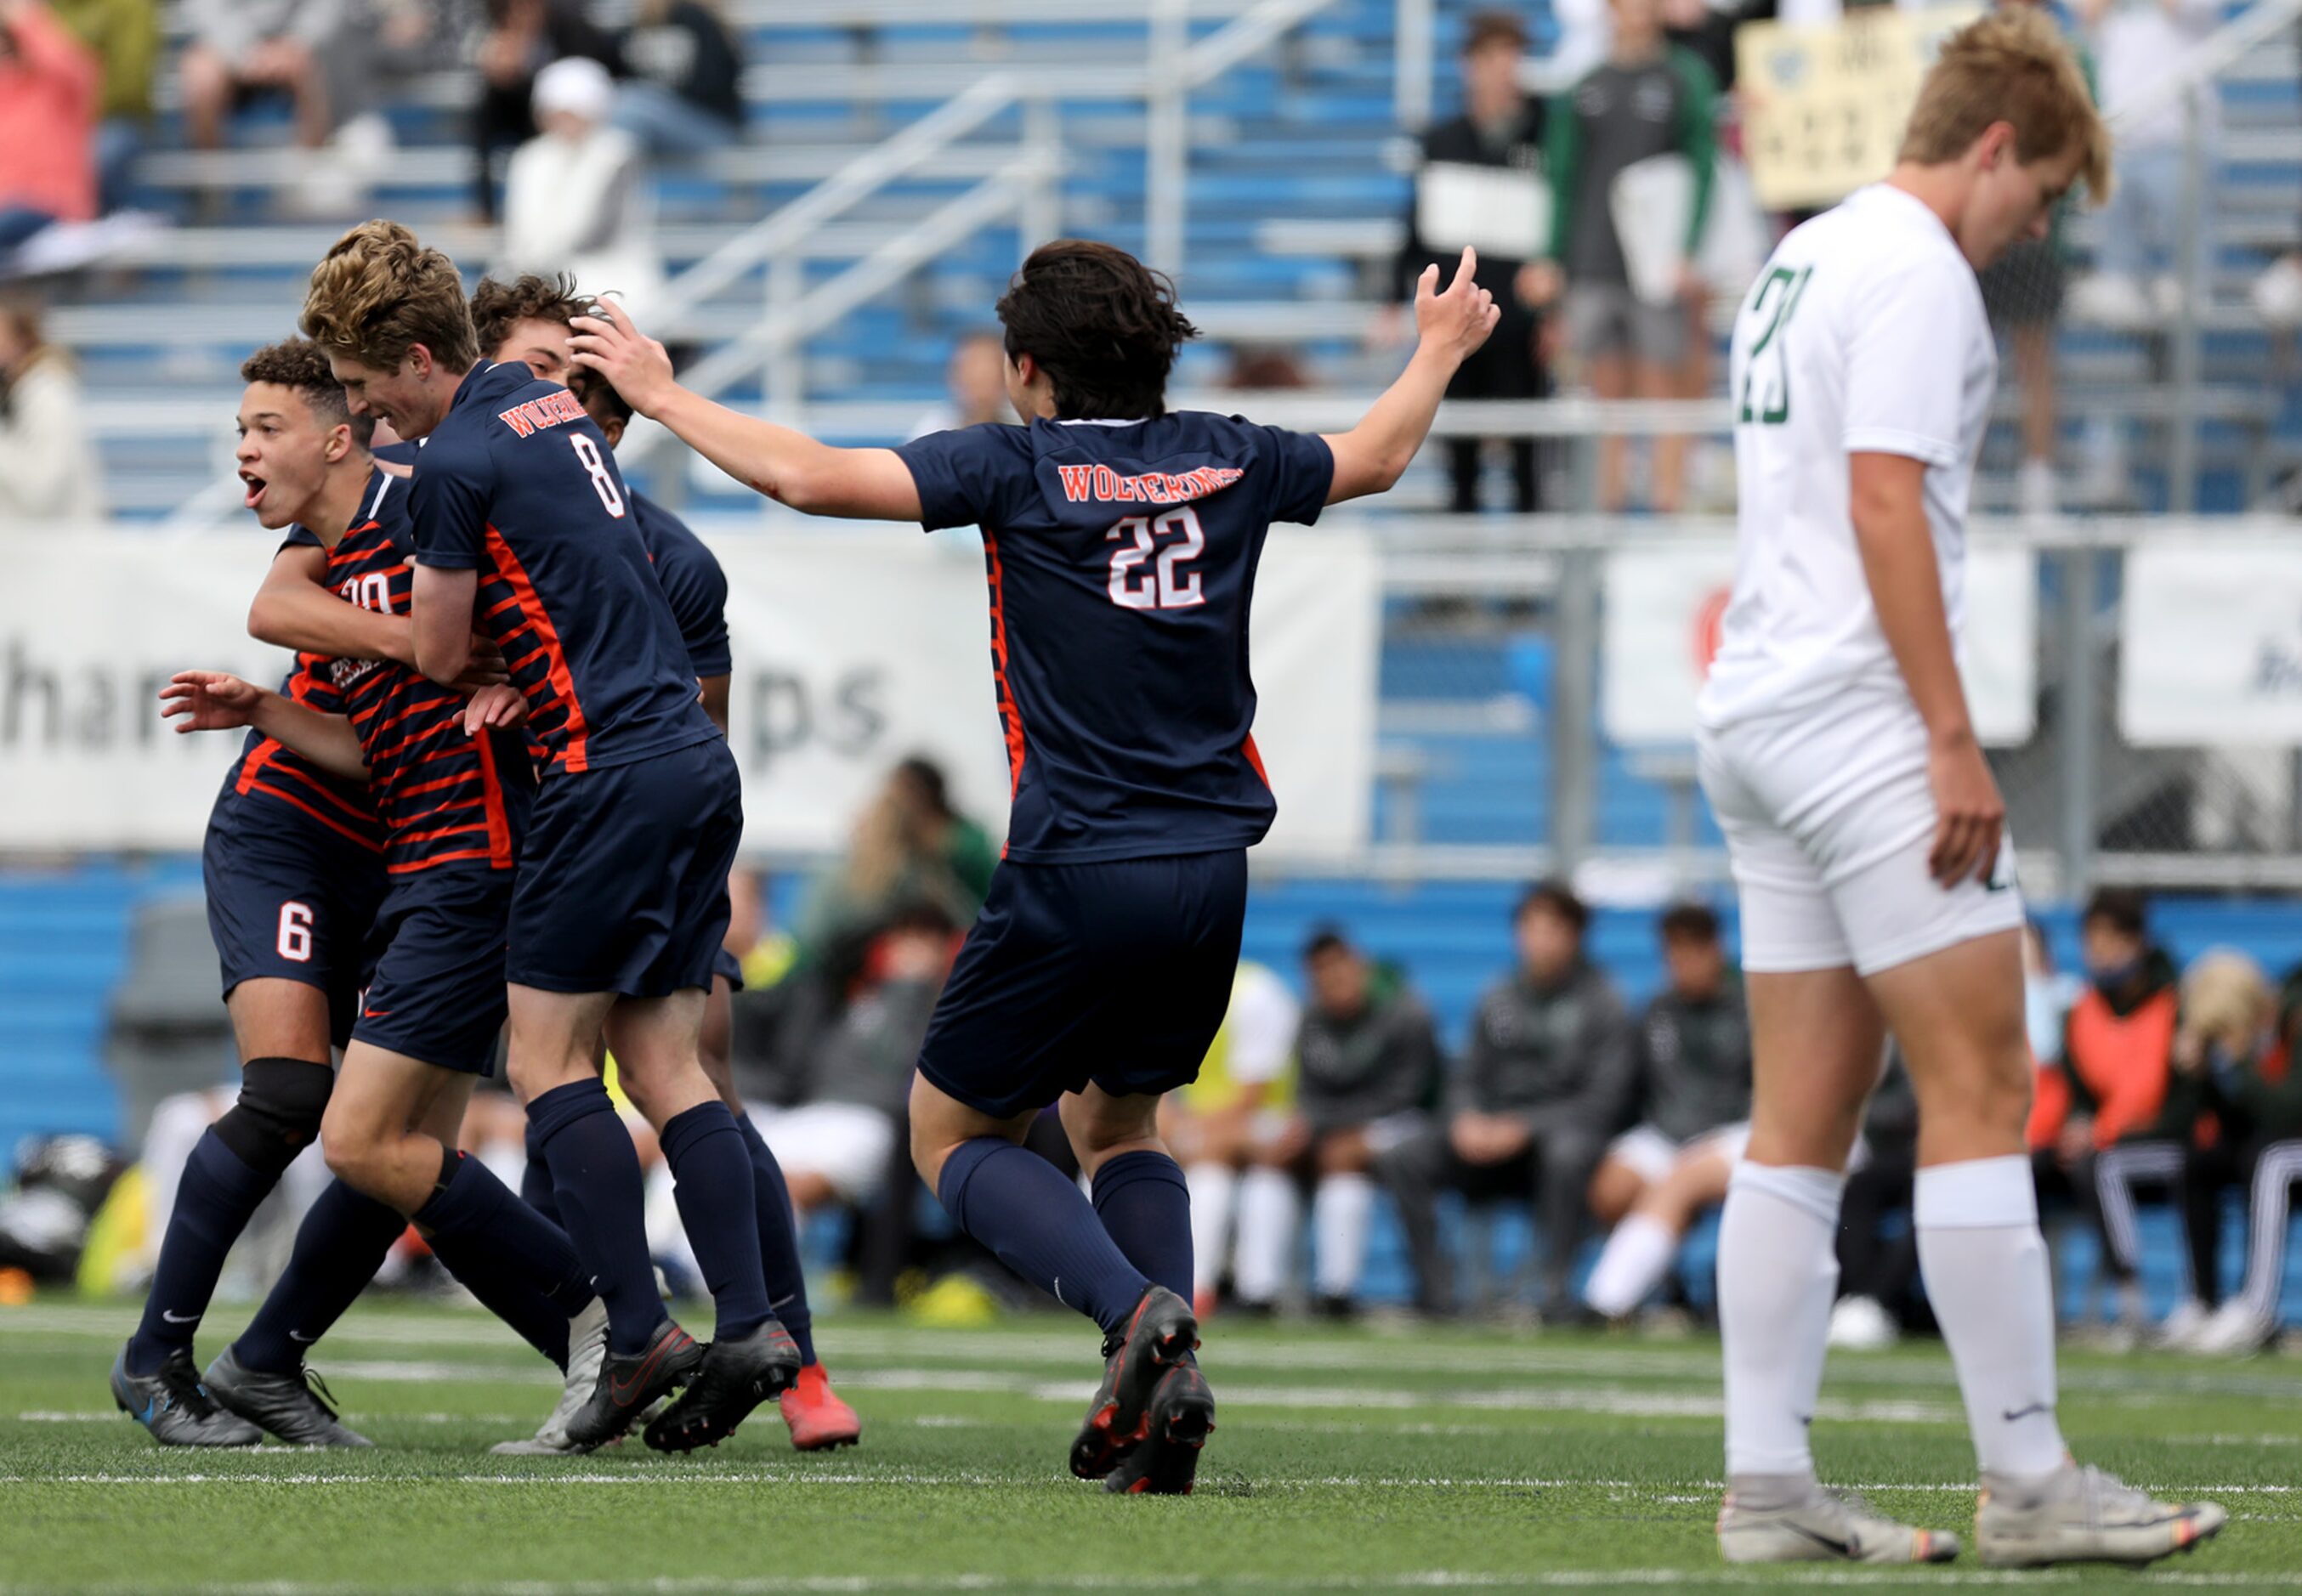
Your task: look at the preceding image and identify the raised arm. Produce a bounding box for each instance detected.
[569,304,922,521]
[1322,246,1500,504]
[159,670,370,782]
[1850,451,2000,888]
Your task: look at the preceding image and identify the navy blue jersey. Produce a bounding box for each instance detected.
[407,361,717,774]
[219,529,387,855]
[633,490,731,681]
[319,469,534,876]
[893,413,1334,863]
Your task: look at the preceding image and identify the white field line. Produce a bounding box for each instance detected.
[3,1571,2300,1596]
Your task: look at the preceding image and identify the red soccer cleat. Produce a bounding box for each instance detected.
[779,1361,862,1452]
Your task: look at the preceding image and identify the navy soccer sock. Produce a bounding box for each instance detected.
[428,1227,576,1370]
[1090,1149,1194,1303]
[937,1137,1150,1335]
[735,1112,817,1366]
[232,1178,408,1375]
[526,1078,667,1356]
[413,1147,594,1314]
[661,1102,771,1341]
[125,1131,280,1374]
[519,1118,562,1229]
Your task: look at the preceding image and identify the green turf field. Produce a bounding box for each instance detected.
[2,1298,2297,1594]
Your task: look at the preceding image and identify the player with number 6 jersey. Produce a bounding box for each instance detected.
[569,235,1502,1497]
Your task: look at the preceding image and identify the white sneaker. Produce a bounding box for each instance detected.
[2017,458,2058,520]
[490,1297,608,1456]
[1719,1475,1960,1565]
[2154,1297,2212,1350]
[1827,1295,1899,1352]
[2191,1298,2276,1357]
[2254,255,2302,328]
[1976,1463,2226,1567]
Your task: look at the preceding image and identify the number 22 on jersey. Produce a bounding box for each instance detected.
[1107,507,1206,611]
[1738,265,1812,426]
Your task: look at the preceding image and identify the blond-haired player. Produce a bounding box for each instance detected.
[1698,12,2225,1567]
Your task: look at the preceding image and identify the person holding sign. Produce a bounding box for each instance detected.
[1696,11,2226,1566]
[1520,0,1717,514]
[1385,9,1549,514]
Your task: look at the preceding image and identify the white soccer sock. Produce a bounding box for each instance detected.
[1583,1213,1681,1318]
[1915,1155,2069,1479]
[1718,1161,1844,1478]
[1311,1173,1375,1299]
[1185,1162,1238,1297]
[1233,1166,1300,1305]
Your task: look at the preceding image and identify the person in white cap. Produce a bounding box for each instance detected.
[499,55,662,328]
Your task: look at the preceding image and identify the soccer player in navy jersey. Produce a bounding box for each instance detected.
[298,220,789,1453]
[573,238,1500,1491]
[157,340,611,1449]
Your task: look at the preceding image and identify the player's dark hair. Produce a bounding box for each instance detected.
[1516,879,1590,933]
[566,363,634,429]
[1301,925,1356,964]
[469,272,590,364]
[1658,901,1719,947]
[2082,886,2149,939]
[241,337,375,450]
[1462,8,1526,54]
[995,240,1197,422]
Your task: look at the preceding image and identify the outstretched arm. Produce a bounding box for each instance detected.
[250,545,507,691]
[568,304,922,521]
[159,670,370,781]
[1322,246,1500,504]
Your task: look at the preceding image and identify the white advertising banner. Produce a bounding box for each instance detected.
[0,526,1379,861]
[2122,541,2302,746]
[1600,537,2038,745]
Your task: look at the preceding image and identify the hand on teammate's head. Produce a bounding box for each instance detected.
[568,299,676,421]
[1415,246,1502,364]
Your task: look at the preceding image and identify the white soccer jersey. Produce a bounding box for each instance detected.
[1696,184,1998,732]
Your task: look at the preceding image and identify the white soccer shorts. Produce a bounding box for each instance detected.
[749,1101,899,1203]
[1697,695,2025,977]
[1607,1121,1753,1185]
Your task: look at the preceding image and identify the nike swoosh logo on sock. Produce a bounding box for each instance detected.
[161,1310,201,1325]
[2002,1401,2054,1422]
[289,1331,317,1344]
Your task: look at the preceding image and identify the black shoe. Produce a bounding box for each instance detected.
[1069,1285,1199,1481]
[111,1345,262,1447]
[203,1347,371,1446]
[564,1317,704,1451]
[1313,1293,1356,1321]
[644,1317,802,1452]
[1103,1363,1216,1496]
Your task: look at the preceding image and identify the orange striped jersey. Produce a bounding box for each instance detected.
[320,470,533,874]
[407,362,717,776]
[225,535,386,853]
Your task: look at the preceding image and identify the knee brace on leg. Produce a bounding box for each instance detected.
[212,1057,335,1178]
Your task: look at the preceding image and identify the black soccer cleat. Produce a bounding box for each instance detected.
[203,1346,371,1447]
[1103,1363,1216,1496]
[1070,1285,1199,1481]
[564,1316,705,1451]
[111,1345,263,1448]
[644,1317,802,1453]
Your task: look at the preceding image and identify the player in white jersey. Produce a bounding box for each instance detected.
[1697,12,2225,1569]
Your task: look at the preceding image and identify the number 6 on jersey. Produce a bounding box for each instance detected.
[1107,507,1206,611]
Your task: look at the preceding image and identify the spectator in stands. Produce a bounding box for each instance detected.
[1232,929,1443,1316]
[2191,959,2302,1353]
[179,1,350,165]
[49,0,156,216]
[1159,961,1301,1318]
[794,756,995,999]
[0,292,103,524]
[2070,0,2220,330]
[500,55,662,323]
[1827,1053,1923,1350]
[613,0,746,156]
[907,331,1012,440]
[2059,886,2203,1338]
[1522,0,1716,514]
[473,0,625,223]
[0,0,97,253]
[1387,10,1550,515]
[1579,902,1750,1322]
[1381,881,1630,1317]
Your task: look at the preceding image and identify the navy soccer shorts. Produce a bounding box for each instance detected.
[202,798,387,1049]
[507,737,744,998]
[350,866,515,1076]
[712,947,745,991]
[916,849,1248,1120]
